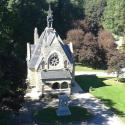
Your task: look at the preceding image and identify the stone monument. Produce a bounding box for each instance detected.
[56,94,71,116]
[26,4,74,98]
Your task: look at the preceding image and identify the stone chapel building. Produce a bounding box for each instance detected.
[26,5,74,95]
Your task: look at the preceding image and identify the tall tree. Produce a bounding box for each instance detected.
[84,0,106,35]
[0,0,26,111]
[102,0,125,35]
[53,0,84,38]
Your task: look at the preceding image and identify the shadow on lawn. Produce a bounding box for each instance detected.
[75,75,110,92]
[99,98,125,117]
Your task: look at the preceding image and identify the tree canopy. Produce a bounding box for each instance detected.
[0,0,125,111]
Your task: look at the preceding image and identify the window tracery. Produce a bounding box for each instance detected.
[49,53,59,66]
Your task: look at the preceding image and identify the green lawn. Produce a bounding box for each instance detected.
[75,75,125,122]
[34,106,91,124]
[75,65,106,72]
[75,75,107,92]
[91,85,125,121]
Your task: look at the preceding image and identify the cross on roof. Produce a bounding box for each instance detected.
[47,4,53,28]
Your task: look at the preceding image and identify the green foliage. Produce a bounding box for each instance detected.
[120,36,125,52]
[102,0,125,35]
[84,0,106,35]
[75,65,106,72]
[91,84,125,121]
[0,54,26,111]
[53,0,84,38]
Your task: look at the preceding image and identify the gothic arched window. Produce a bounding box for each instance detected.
[64,60,67,68]
[42,61,45,69]
[52,82,60,89]
[61,82,68,89]
[49,53,59,66]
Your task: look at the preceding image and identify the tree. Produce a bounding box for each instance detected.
[73,19,90,33]
[98,30,116,50]
[84,0,106,35]
[66,29,84,48]
[66,29,84,62]
[98,30,117,68]
[79,33,102,68]
[0,0,14,55]
[0,54,26,111]
[108,51,125,80]
[102,0,125,35]
[53,0,84,38]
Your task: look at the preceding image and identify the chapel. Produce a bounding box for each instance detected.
[26,5,74,95]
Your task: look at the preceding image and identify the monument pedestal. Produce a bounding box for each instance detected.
[56,94,71,116]
[56,107,71,116]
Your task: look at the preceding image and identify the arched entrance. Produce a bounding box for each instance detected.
[61,82,68,89]
[52,82,60,89]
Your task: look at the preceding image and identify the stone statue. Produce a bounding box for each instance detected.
[56,94,71,116]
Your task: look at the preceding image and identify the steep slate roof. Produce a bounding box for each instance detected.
[41,70,72,80]
[28,44,41,69]
[27,5,74,71]
[61,43,73,63]
[28,28,73,69]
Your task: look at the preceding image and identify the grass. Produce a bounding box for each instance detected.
[75,75,125,122]
[75,65,106,72]
[91,84,125,122]
[34,106,91,124]
[75,75,107,92]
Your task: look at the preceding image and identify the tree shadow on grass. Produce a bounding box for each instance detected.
[75,75,110,92]
[99,98,125,118]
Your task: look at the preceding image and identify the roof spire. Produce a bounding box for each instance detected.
[47,4,53,28]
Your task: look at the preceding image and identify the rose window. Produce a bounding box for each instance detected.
[49,53,59,66]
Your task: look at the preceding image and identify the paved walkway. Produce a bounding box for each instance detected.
[12,92,125,125]
[71,93,125,125]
